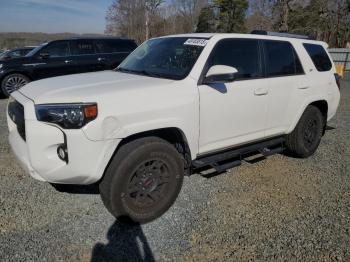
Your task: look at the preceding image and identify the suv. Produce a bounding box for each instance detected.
[7,32,340,224]
[0,37,137,97]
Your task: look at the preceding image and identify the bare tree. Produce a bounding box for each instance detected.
[106,0,165,43]
[170,0,208,32]
[246,0,274,31]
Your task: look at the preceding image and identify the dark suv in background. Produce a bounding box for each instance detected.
[0,37,137,97]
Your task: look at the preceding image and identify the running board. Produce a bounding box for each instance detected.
[192,137,285,177]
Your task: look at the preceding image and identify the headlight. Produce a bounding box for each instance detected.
[0,64,3,69]
[35,103,98,129]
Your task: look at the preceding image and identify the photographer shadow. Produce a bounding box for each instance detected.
[91,220,155,262]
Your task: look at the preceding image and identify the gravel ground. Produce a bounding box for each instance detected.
[0,82,349,261]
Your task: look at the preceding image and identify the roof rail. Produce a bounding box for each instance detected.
[251,30,314,40]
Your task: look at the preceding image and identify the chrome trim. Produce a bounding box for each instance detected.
[23,63,47,66]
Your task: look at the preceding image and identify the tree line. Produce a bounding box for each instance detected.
[106,0,350,48]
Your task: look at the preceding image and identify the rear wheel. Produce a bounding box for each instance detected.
[99,137,184,224]
[1,74,30,97]
[285,105,324,158]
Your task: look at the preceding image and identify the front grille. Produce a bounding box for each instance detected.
[8,100,26,141]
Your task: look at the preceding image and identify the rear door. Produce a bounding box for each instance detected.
[70,39,100,73]
[262,40,307,137]
[31,40,75,79]
[94,39,137,69]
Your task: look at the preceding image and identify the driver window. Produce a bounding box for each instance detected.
[40,41,70,58]
[208,39,262,80]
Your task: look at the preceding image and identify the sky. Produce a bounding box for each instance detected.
[0,0,114,34]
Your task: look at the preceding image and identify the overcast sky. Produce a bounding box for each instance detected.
[0,0,114,34]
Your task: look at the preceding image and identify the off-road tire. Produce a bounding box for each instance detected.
[285,105,324,158]
[99,137,184,224]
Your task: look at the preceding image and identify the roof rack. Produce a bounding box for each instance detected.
[251,30,314,40]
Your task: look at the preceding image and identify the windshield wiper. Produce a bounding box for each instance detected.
[117,68,160,77]
[116,67,148,76]
[117,67,179,80]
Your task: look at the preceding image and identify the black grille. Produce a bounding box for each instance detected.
[8,100,26,141]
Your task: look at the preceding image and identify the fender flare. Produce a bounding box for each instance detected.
[286,96,328,134]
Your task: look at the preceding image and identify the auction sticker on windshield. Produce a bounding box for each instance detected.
[184,39,208,47]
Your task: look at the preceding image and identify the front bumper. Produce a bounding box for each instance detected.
[7,91,121,185]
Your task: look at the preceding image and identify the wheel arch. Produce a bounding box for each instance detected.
[287,98,328,134]
[100,127,193,182]
[1,71,33,83]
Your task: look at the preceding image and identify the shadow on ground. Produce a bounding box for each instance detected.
[51,183,100,194]
[91,221,155,262]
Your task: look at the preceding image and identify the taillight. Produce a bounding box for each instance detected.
[334,73,341,89]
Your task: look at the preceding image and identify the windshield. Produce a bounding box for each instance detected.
[0,51,9,59]
[117,37,208,80]
[25,43,47,57]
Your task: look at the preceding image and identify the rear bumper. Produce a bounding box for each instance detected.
[7,91,121,185]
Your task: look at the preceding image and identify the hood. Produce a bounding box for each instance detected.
[19,71,175,104]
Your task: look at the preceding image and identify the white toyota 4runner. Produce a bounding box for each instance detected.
[7,32,340,224]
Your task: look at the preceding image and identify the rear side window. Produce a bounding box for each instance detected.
[303,43,332,72]
[208,39,262,80]
[264,40,304,77]
[95,39,137,54]
[71,40,95,55]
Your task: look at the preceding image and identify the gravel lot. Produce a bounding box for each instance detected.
[0,82,349,261]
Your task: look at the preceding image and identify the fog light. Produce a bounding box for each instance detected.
[57,145,68,163]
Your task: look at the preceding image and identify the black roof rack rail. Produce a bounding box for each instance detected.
[251,30,314,40]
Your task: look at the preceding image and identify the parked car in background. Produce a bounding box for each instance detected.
[0,47,35,60]
[0,37,137,97]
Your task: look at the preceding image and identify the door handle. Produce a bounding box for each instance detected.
[65,60,72,64]
[298,85,309,89]
[98,57,106,62]
[254,88,268,96]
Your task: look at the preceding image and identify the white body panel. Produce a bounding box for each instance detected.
[7,33,340,184]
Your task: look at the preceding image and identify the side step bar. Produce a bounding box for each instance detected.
[192,137,285,176]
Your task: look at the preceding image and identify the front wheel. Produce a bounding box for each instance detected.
[285,105,324,158]
[1,74,30,97]
[99,137,184,224]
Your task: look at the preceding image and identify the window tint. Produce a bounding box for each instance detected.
[71,40,95,55]
[95,39,137,54]
[208,39,262,80]
[303,43,332,72]
[40,41,70,57]
[264,40,303,77]
[8,50,22,58]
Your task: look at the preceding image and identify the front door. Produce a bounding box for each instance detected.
[32,40,75,79]
[198,38,269,155]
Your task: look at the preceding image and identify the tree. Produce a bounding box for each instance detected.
[245,0,274,32]
[145,0,164,40]
[214,0,249,33]
[271,0,350,47]
[196,6,216,32]
[171,0,208,32]
[105,0,164,43]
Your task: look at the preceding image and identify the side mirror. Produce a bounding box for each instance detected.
[39,53,50,59]
[203,65,238,84]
